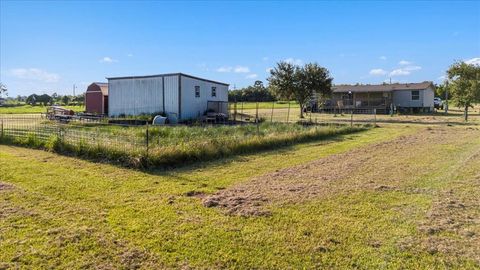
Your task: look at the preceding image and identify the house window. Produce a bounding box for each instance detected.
[411,90,420,100]
[211,87,216,97]
[195,86,200,98]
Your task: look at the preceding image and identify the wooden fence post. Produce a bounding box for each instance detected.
[373,108,377,127]
[1,119,3,141]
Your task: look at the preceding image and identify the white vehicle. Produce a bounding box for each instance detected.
[434,97,444,110]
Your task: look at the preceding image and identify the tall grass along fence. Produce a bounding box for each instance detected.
[0,114,370,168]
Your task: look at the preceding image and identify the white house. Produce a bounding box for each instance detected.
[327,81,435,113]
[106,73,229,121]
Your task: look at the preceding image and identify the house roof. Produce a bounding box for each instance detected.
[332,81,434,93]
[106,73,229,86]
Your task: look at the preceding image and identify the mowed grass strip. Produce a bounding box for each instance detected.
[1,125,479,268]
[0,105,85,114]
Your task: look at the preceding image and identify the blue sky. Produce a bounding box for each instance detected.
[1,1,479,96]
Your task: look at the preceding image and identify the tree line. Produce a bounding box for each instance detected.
[0,91,85,107]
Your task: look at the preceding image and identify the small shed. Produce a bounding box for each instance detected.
[85,82,108,114]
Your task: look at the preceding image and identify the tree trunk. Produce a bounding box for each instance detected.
[464,105,469,122]
[299,105,304,118]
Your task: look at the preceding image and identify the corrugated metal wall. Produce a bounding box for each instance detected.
[109,77,164,116]
[163,75,179,116]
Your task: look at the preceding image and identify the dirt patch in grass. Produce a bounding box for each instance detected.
[415,148,480,264]
[0,182,14,191]
[203,127,478,216]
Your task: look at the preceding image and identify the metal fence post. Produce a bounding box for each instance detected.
[255,102,259,123]
[373,108,377,126]
[287,101,291,123]
[270,101,274,122]
[96,127,100,148]
[350,109,353,127]
[234,101,237,122]
[240,102,244,122]
[1,119,3,141]
[145,123,149,158]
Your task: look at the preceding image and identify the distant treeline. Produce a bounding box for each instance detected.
[228,81,277,102]
[6,93,85,106]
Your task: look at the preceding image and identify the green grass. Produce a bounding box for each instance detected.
[2,125,479,268]
[0,104,85,114]
[0,119,368,167]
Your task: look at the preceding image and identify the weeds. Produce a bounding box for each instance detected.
[0,120,369,168]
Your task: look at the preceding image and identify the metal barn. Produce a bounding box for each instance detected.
[85,82,108,114]
[106,73,229,121]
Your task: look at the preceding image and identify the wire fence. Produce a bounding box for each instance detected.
[227,101,378,126]
[0,114,146,155]
[0,111,371,167]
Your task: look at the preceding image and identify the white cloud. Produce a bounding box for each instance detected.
[437,75,446,81]
[399,60,412,65]
[216,66,232,72]
[99,56,118,63]
[216,65,250,73]
[465,57,480,66]
[379,56,387,60]
[266,67,273,73]
[234,66,250,73]
[262,57,269,61]
[389,65,422,76]
[9,68,60,82]
[390,69,410,76]
[246,74,258,79]
[127,53,133,57]
[403,65,421,71]
[284,58,303,65]
[369,68,387,76]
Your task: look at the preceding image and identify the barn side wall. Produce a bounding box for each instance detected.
[108,77,165,117]
[180,75,228,120]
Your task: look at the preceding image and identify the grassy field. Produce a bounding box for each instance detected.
[1,123,479,269]
[0,104,85,114]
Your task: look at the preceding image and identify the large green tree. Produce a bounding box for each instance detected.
[268,61,333,118]
[447,61,480,121]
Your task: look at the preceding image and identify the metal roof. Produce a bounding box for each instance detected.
[88,82,108,95]
[332,81,434,93]
[106,73,229,86]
